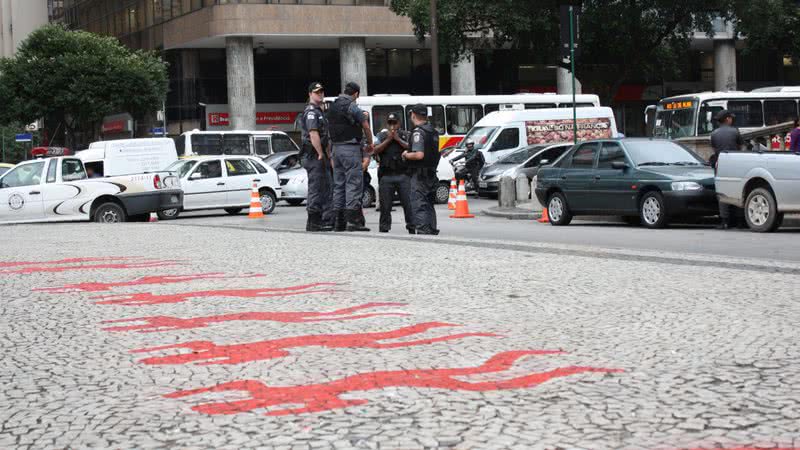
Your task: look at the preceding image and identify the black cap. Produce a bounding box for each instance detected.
[387,113,399,123]
[308,82,324,93]
[715,109,735,121]
[410,103,428,117]
[344,81,361,94]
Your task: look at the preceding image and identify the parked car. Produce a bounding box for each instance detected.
[535,138,718,228]
[161,156,280,219]
[478,143,572,198]
[263,151,302,173]
[277,155,378,208]
[716,151,800,232]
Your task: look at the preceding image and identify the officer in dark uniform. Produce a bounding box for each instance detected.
[374,113,415,233]
[327,81,373,231]
[299,82,333,232]
[710,109,745,229]
[402,104,440,235]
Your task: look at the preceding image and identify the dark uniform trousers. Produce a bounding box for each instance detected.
[332,143,364,212]
[410,167,438,232]
[303,150,333,225]
[378,171,414,232]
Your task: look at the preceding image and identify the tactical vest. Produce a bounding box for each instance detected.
[327,96,362,143]
[406,123,440,169]
[381,132,408,173]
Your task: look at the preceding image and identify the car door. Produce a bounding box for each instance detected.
[560,143,599,213]
[183,160,226,209]
[0,161,47,222]
[41,158,89,219]
[223,158,259,206]
[593,141,637,214]
[520,145,570,179]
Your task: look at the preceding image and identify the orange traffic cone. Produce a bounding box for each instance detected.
[450,180,475,219]
[248,183,264,219]
[149,212,158,222]
[447,178,457,210]
[537,208,549,223]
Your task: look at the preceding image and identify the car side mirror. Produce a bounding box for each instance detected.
[189,172,202,180]
[611,161,629,170]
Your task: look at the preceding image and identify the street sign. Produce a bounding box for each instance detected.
[149,127,166,136]
[25,121,39,132]
[15,133,32,142]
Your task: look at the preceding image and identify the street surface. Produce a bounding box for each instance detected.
[1,201,799,449]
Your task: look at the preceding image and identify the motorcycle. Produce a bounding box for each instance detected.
[450,159,479,193]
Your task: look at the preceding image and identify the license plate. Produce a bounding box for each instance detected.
[479,182,488,188]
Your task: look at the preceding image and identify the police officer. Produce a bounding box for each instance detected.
[402,104,440,235]
[299,82,333,232]
[327,82,373,232]
[374,113,415,233]
[710,109,745,229]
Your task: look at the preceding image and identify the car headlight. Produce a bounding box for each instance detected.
[671,181,702,191]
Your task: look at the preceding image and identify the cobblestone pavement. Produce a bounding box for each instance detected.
[1,223,798,450]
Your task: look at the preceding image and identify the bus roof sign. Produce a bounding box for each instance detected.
[664,101,694,110]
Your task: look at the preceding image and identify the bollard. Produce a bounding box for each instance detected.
[498,176,516,208]
[530,178,542,213]
[515,174,530,204]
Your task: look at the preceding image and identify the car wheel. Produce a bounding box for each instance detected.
[547,192,572,226]
[362,186,376,207]
[94,202,126,223]
[622,216,641,226]
[157,208,180,220]
[224,208,243,215]
[435,182,450,204]
[260,190,277,215]
[639,191,668,229]
[285,199,304,206]
[744,187,780,232]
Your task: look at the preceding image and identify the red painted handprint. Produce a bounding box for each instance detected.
[165,350,621,416]
[133,322,498,365]
[35,273,265,293]
[102,302,409,333]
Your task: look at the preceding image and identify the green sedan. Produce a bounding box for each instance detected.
[534,138,718,228]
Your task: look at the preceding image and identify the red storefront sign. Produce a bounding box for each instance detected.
[102,120,128,133]
[208,112,299,127]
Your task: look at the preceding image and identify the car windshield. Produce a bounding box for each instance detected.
[624,141,704,166]
[458,126,499,150]
[497,147,541,165]
[165,160,196,178]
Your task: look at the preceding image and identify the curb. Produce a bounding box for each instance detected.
[482,206,542,220]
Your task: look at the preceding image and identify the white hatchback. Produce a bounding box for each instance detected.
[161,156,280,219]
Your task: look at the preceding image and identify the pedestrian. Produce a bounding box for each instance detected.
[789,118,800,153]
[373,113,415,233]
[299,81,333,232]
[402,104,440,235]
[710,109,745,229]
[327,81,373,232]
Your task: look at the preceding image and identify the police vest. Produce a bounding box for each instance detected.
[407,124,440,169]
[381,131,408,173]
[327,96,362,143]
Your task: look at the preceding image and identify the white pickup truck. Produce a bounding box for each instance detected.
[0,156,183,224]
[715,151,800,232]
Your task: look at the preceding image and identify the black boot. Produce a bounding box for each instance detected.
[346,209,370,232]
[334,210,347,232]
[307,212,333,232]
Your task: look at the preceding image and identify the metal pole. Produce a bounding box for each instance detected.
[1,130,4,162]
[430,0,440,95]
[162,100,167,136]
[569,5,577,144]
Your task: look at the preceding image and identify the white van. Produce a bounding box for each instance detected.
[77,138,179,177]
[447,107,619,164]
[175,130,299,159]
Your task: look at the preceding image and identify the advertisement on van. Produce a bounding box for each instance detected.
[525,118,612,144]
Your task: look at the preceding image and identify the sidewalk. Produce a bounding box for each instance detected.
[482,201,543,220]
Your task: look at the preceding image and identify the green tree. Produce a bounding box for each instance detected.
[731,0,800,61]
[0,24,168,148]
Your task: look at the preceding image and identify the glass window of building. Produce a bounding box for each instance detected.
[445,105,483,135]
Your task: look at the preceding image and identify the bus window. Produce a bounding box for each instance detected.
[728,101,764,128]
[223,134,250,155]
[191,134,223,155]
[558,103,594,108]
[445,105,483,135]
[254,137,270,156]
[174,135,186,155]
[525,103,557,109]
[271,134,297,153]
[406,105,445,135]
[764,100,797,126]
[372,105,405,135]
[698,102,724,135]
[484,104,500,115]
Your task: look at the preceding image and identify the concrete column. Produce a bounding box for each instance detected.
[714,39,737,92]
[0,0,13,58]
[556,67,582,95]
[339,37,368,95]
[226,36,256,130]
[450,50,476,95]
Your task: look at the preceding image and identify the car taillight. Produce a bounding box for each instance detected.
[153,174,162,189]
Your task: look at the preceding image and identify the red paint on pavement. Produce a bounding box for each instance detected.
[133,322,498,365]
[0,257,132,268]
[93,282,340,306]
[1,260,182,275]
[165,350,620,416]
[102,302,409,333]
[35,273,265,293]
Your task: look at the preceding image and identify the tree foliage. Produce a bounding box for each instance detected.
[0,24,168,146]
[732,0,800,60]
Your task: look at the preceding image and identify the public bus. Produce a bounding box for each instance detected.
[647,87,800,148]
[174,130,300,158]
[326,93,601,150]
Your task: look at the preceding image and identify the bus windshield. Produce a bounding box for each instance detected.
[458,126,499,150]
[652,105,697,139]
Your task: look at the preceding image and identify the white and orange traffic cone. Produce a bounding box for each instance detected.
[248,183,264,219]
[537,208,549,223]
[149,212,158,222]
[447,178,457,210]
[449,180,475,219]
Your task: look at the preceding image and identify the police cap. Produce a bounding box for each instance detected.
[715,109,735,121]
[387,113,399,123]
[410,104,428,117]
[308,82,324,93]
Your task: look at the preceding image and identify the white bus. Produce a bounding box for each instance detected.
[174,130,300,158]
[326,93,601,150]
[648,87,800,148]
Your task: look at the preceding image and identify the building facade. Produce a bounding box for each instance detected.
[1,0,48,58]
[49,1,799,137]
